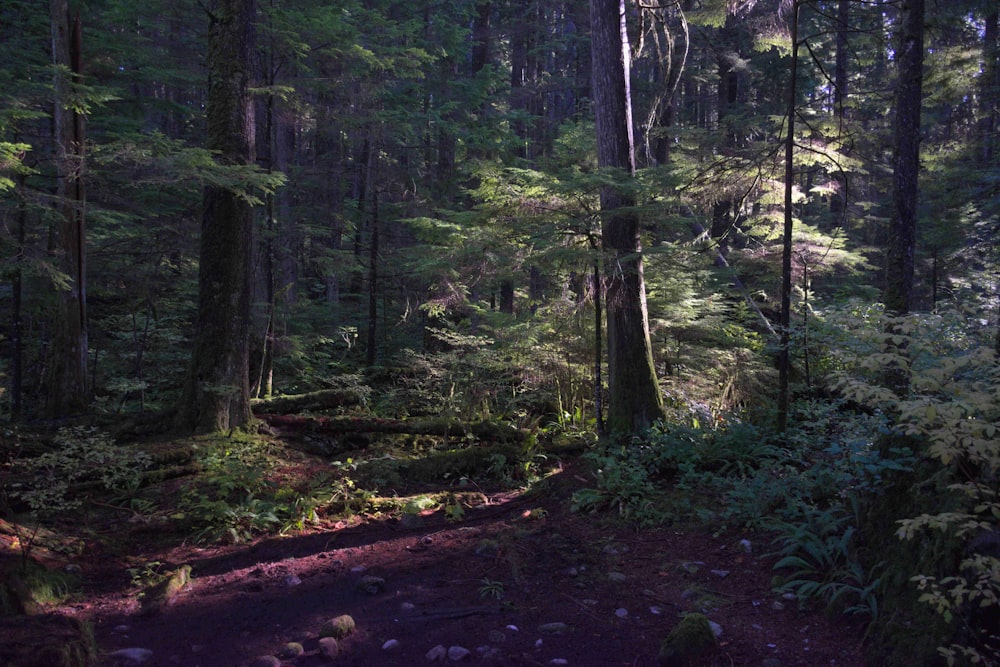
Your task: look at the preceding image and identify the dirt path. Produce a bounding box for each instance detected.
[74,467,866,667]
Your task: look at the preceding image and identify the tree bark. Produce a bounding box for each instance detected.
[778,1,800,434]
[590,0,665,433]
[884,0,925,317]
[176,0,257,433]
[45,0,88,418]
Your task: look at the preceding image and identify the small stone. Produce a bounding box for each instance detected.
[475,539,500,557]
[782,592,797,600]
[582,599,598,606]
[109,648,153,664]
[400,601,417,612]
[539,622,569,634]
[278,642,304,658]
[679,561,704,574]
[603,543,623,555]
[488,629,506,643]
[249,657,281,667]
[566,567,578,577]
[382,639,400,650]
[447,646,471,661]
[708,620,723,638]
[771,601,785,611]
[649,605,665,615]
[614,608,629,618]
[320,614,357,638]
[607,571,627,582]
[550,660,569,665]
[710,569,730,578]
[284,574,302,587]
[535,639,544,648]
[350,565,367,573]
[506,624,519,632]
[356,575,386,594]
[426,644,447,661]
[738,539,753,553]
[318,637,339,659]
[113,625,131,634]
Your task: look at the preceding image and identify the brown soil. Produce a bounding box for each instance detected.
[52,460,867,667]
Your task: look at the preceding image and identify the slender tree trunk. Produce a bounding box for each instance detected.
[45,0,88,418]
[366,188,379,367]
[176,0,257,433]
[10,175,27,421]
[979,10,999,354]
[590,0,665,433]
[778,1,800,433]
[981,9,998,166]
[828,0,849,225]
[593,254,604,435]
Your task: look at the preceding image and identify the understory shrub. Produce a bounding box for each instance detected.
[829,307,1000,665]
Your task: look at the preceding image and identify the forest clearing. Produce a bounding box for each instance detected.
[1,0,998,665]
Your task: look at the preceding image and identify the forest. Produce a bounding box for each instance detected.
[0,0,998,665]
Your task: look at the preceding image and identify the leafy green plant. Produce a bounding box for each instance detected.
[127,561,165,589]
[478,577,504,600]
[770,505,882,623]
[829,307,1000,664]
[9,427,153,514]
[571,450,668,527]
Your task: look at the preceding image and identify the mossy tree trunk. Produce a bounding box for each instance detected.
[45,0,88,418]
[882,0,924,394]
[590,0,665,434]
[884,0,924,318]
[176,0,256,433]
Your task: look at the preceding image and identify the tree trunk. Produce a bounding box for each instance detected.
[10,175,27,421]
[176,0,257,433]
[828,0,849,224]
[45,0,88,418]
[366,188,379,367]
[590,0,665,433]
[981,8,998,166]
[778,1,800,433]
[884,0,925,317]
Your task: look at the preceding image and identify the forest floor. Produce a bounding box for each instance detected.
[32,450,871,667]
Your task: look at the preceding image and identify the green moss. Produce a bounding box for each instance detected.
[320,614,356,639]
[658,613,717,665]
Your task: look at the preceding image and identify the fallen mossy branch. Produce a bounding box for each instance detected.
[251,388,368,414]
[258,414,526,443]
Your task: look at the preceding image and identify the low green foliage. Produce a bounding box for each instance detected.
[478,577,504,600]
[770,504,883,621]
[8,427,152,515]
[571,448,668,527]
[829,307,1000,665]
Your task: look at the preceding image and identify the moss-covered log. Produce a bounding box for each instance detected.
[0,615,97,666]
[258,414,525,443]
[250,388,367,414]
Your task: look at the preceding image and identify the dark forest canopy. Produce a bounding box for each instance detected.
[0,0,996,426]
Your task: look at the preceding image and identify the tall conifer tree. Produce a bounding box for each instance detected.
[176,0,257,432]
[590,0,665,433]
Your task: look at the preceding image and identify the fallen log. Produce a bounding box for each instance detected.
[251,388,368,415]
[258,414,525,443]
